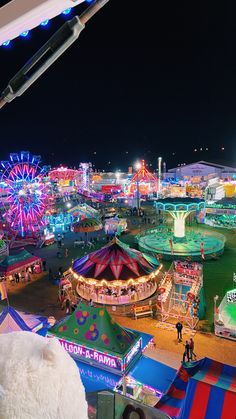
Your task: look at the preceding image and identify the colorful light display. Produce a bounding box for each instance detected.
[58,338,122,371]
[1,152,48,236]
[79,162,92,192]
[47,302,142,375]
[128,160,158,196]
[48,166,79,182]
[155,198,205,239]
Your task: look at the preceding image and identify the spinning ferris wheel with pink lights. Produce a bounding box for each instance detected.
[1,152,48,236]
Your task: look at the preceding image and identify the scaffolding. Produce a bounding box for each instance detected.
[157,260,203,329]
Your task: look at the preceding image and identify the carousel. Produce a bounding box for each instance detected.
[68,238,162,305]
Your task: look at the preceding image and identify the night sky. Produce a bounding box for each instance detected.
[0,1,235,171]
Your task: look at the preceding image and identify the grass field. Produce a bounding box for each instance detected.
[120,221,236,330]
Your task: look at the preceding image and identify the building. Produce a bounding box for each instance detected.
[166,161,236,180]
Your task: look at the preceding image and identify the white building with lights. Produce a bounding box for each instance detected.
[166,161,236,181]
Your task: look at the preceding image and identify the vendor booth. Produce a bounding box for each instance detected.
[47,302,142,375]
[157,260,205,329]
[0,249,42,278]
[215,288,236,341]
[104,217,127,235]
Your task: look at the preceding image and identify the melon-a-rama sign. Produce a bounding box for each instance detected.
[58,337,123,371]
[47,335,142,374]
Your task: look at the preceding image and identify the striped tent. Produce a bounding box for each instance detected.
[156,358,236,419]
[72,237,160,282]
[0,306,45,333]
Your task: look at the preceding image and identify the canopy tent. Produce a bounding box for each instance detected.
[72,237,160,282]
[72,218,103,233]
[0,249,41,276]
[48,302,142,375]
[156,357,236,419]
[0,306,45,333]
[76,360,120,393]
[67,203,99,219]
[129,356,176,396]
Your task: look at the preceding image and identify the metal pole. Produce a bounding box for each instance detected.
[136,179,140,212]
[0,0,110,109]
[158,157,162,193]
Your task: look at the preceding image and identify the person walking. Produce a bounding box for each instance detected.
[189,337,197,360]
[183,340,190,363]
[42,260,46,271]
[64,248,69,258]
[65,298,71,314]
[176,321,183,342]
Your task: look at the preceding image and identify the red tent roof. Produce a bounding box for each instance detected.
[0,249,41,275]
[72,238,159,281]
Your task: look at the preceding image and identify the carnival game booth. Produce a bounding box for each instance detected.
[47,302,142,375]
[157,260,205,329]
[0,306,45,334]
[68,203,100,220]
[104,216,127,235]
[69,238,162,305]
[0,249,42,279]
[156,357,236,419]
[215,289,236,341]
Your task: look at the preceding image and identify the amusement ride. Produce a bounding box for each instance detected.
[1,152,48,237]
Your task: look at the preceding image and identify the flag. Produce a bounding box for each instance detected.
[0,282,7,301]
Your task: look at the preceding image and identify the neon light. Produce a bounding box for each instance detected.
[0,152,47,236]
[227,289,236,303]
[20,31,29,38]
[123,341,141,368]
[41,20,49,26]
[62,8,72,15]
[58,338,122,371]
[2,40,11,47]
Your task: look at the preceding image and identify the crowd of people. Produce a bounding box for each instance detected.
[2,262,43,286]
[76,278,156,305]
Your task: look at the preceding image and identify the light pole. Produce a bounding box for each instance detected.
[135,161,141,213]
[115,171,120,185]
[115,171,120,210]
[158,156,162,194]
[213,295,219,320]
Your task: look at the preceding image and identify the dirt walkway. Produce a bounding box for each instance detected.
[113,315,236,368]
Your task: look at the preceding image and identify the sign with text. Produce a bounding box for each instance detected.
[58,338,122,371]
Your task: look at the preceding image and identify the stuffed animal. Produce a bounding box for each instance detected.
[0,331,88,419]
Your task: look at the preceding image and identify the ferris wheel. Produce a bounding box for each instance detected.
[1,151,48,237]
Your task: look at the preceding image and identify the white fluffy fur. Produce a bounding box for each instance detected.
[0,332,88,419]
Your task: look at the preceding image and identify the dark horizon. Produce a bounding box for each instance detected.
[0,1,235,170]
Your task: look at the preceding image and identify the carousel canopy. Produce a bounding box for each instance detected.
[48,302,140,356]
[72,238,160,281]
[72,218,103,233]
